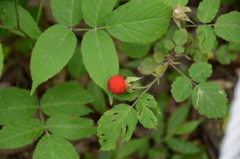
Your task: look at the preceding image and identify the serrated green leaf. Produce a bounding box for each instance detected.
[163,40,174,50]
[136,94,159,129]
[67,46,87,78]
[41,81,93,116]
[30,24,77,94]
[138,57,157,75]
[33,134,79,159]
[214,11,240,43]
[97,104,138,151]
[0,87,38,125]
[216,44,237,65]
[163,0,189,7]
[192,82,227,118]
[174,45,184,54]
[167,102,190,135]
[165,137,201,154]
[0,1,40,39]
[115,138,148,159]
[47,113,96,140]
[81,29,118,96]
[175,118,204,135]
[87,81,106,114]
[171,76,193,102]
[118,42,151,58]
[106,0,171,43]
[173,29,188,45]
[51,0,83,27]
[153,51,165,63]
[197,26,216,53]
[0,43,3,76]
[197,0,220,23]
[0,119,44,149]
[82,0,116,27]
[189,62,212,83]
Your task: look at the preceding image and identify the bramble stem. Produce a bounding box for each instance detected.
[36,0,44,24]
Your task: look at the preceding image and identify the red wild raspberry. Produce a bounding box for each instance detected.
[107,75,127,94]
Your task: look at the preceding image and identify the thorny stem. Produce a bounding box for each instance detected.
[169,62,198,87]
[36,0,44,24]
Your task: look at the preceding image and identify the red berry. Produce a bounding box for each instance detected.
[107,75,127,94]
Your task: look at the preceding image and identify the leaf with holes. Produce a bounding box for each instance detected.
[136,94,159,129]
[97,104,138,151]
[30,24,77,95]
[106,0,171,43]
[0,119,44,149]
[189,62,212,83]
[192,82,227,118]
[41,81,93,116]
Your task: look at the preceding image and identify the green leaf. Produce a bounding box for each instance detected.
[167,102,190,135]
[163,40,174,50]
[197,0,220,23]
[136,94,159,129]
[138,57,157,75]
[82,0,116,27]
[113,92,138,102]
[33,134,79,159]
[175,118,204,135]
[30,24,77,94]
[174,45,184,54]
[97,104,138,151]
[67,46,87,78]
[41,81,93,116]
[163,0,189,7]
[192,82,228,118]
[118,42,151,58]
[165,137,201,154]
[214,11,240,43]
[0,1,40,39]
[171,76,193,102]
[197,26,216,53]
[228,42,240,51]
[47,113,96,140]
[154,41,169,55]
[153,51,165,64]
[0,43,3,76]
[106,0,171,43]
[87,81,106,114]
[216,44,237,65]
[0,87,38,125]
[115,138,148,159]
[0,119,44,149]
[189,62,212,83]
[51,0,83,27]
[81,29,118,95]
[173,29,188,45]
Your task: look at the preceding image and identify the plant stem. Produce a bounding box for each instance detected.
[36,0,44,24]
[73,28,92,31]
[169,62,197,86]
[0,25,15,29]
[185,24,215,28]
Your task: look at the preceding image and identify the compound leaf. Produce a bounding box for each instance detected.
[81,29,118,96]
[136,94,159,129]
[197,25,216,53]
[189,62,212,83]
[0,87,38,125]
[82,0,116,27]
[171,76,193,102]
[165,137,201,154]
[197,0,220,23]
[175,118,204,135]
[192,82,227,118]
[106,0,171,43]
[41,81,93,116]
[214,11,240,43]
[30,24,77,94]
[47,113,96,140]
[33,134,79,159]
[173,29,188,45]
[51,0,83,27]
[0,43,3,76]
[0,119,44,149]
[97,104,138,151]
[118,42,151,58]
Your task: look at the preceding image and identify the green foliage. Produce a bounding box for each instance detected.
[188,62,212,83]
[197,0,220,23]
[118,42,151,58]
[41,81,93,116]
[0,43,3,76]
[51,0,83,27]
[97,104,138,150]
[173,29,188,45]
[33,134,79,159]
[30,24,77,94]
[216,44,237,65]
[164,40,174,50]
[0,87,38,125]
[197,26,216,53]
[175,118,204,135]
[138,57,157,75]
